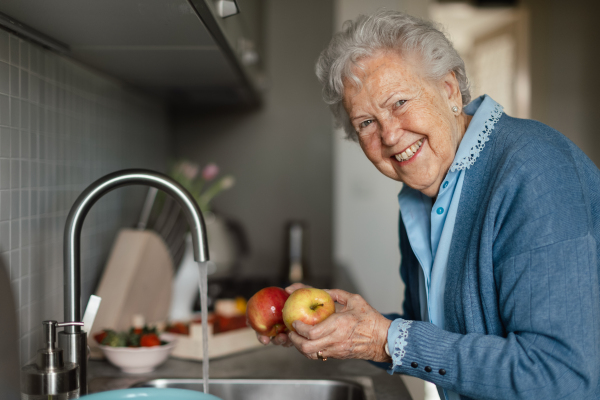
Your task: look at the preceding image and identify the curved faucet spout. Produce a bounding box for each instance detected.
[60,169,210,396]
[63,169,209,331]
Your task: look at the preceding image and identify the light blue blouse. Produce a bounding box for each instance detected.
[387,95,503,400]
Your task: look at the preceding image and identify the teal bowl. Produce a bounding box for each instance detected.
[81,388,222,400]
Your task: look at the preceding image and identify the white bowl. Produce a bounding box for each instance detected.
[99,334,177,374]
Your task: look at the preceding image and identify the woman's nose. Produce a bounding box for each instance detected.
[380,121,402,147]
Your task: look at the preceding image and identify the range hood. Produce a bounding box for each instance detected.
[0,0,263,106]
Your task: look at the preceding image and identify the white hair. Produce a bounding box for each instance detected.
[315,10,471,141]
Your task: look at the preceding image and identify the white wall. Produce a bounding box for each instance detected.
[521,0,600,166]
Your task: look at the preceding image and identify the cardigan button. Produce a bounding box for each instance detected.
[436,207,444,215]
[443,181,449,189]
[411,362,418,368]
[439,369,446,375]
[425,366,432,373]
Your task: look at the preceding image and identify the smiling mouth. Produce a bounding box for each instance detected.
[394,139,423,162]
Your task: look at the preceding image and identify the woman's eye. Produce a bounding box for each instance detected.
[359,120,373,129]
[394,100,407,108]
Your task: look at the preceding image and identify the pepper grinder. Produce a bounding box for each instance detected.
[282,221,309,284]
[21,320,84,400]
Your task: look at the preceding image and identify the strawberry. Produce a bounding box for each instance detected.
[140,333,161,347]
[93,330,108,344]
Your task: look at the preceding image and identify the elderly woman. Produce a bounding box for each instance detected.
[256,11,600,400]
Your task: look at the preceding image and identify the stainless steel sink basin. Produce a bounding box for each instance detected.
[132,378,376,400]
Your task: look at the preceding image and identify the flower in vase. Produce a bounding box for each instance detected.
[169,160,234,213]
[202,163,219,181]
[177,161,200,180]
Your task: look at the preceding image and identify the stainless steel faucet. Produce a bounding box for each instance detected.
[59,169,210,395]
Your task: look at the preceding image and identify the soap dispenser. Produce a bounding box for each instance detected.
[21,320,83,400]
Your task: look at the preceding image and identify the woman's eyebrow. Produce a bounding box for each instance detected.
[351,113,370,122]
[380,92,399,108]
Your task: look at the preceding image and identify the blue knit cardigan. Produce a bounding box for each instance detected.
[392,113,600,399]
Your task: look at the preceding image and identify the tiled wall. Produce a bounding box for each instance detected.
[0,28,170,365]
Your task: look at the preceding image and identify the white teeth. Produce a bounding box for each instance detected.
[395,139,423,162]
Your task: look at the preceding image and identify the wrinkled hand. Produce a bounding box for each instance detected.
[255,283,309,347]
[288,289,392,363]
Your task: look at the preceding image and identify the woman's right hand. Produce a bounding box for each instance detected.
[255,283,309,347]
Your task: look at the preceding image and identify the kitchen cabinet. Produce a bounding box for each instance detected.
[0,0,263,106]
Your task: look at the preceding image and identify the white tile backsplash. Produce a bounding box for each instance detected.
[0,28,170,366]
[0,31,8,63]
[0,61,8,95]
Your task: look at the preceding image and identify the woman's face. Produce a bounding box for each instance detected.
[343,51,465,197]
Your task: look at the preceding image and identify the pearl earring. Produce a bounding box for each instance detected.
[452,106,459,113]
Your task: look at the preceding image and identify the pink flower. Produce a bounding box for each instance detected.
[178,161,199,180]
[202,163,219,181]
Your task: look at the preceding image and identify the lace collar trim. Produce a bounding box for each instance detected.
[449,98,504,172]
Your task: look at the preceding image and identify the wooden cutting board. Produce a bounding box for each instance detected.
[89,228,173,354]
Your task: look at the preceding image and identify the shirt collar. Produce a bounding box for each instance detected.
[450,95,504,172]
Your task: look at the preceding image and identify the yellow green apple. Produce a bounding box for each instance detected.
[282,288,335,332]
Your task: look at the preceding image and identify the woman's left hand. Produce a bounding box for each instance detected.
[287,289,393,362]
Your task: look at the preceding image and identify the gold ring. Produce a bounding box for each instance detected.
[317,350,327,361]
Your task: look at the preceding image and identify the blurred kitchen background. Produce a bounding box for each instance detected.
[0,0,599,398]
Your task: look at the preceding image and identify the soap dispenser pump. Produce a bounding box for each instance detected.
[21,320,83,400]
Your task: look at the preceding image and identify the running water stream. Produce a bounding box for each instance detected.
[198,261,213,395]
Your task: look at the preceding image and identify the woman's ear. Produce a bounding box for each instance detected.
[443,71,462,108]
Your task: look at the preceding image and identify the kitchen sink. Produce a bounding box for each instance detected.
[131,378,376,400]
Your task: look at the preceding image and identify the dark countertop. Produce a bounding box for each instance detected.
[88,345,412,400]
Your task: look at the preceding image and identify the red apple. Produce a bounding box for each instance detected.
[246,287,290,336]
[282,288,335,332]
